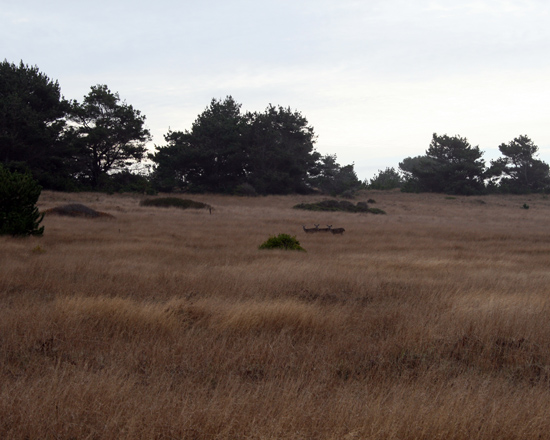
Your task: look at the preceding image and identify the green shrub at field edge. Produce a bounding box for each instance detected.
[259,233,306,251]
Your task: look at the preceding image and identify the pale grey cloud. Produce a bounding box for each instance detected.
[2,0,549,179]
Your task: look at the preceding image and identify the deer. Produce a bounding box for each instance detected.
[302,224,320,233]
[317,225,332,232]
[331,227,345,235]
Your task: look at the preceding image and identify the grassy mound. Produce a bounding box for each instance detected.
[44,203,114,218]
[259,234,306,251]
[293,200,386,214]
[140,197,211,210]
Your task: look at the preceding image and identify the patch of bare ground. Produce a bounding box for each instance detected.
[1,190,550,438]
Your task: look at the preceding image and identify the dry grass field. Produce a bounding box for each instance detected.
[2,190,550,439]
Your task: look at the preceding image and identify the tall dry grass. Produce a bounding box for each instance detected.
[1,190,550,439]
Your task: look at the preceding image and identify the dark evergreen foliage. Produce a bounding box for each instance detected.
[487,135,549,193]
[67,85,151,189]
[399,134,486,195]
[150,97,247,193]
[150,97,359,195]
[0,165,44,236]
[245,104,320,194]
[309,154,363,195]
[0,60,74,189]
[4,61,549,196]
[368,167,403,190]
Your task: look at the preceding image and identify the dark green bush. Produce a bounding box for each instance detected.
[234,183,258,197]
[259,234,305,251]
[44,203,114,218]
[0,165,44,236]
[140,197,211,210]
[367,208,386,215]
[293,199,385,214]
[293,200,347,212]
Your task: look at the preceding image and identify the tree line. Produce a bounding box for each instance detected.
[2,60,549,196]
[368,133,550,195]
[151,96,361,195]
[0,61,361,195]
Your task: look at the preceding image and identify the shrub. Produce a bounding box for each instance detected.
[259,234,306,251]
[367,167,403,190]
[367,208,386,215]
[337,200,357,211]
[44,204,114,218]
[293,200,351,212]
[140,197,211,210]
[293,200,384,214]
[0,165,45,236]
[234,183,258,197]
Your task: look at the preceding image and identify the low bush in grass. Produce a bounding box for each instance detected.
[140,197,211,210]
[293,199,385,214]
[259,234,306,251]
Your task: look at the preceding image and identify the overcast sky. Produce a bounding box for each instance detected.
[3,0,550,180]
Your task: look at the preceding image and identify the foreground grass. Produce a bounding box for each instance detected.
[1,191,550,439]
